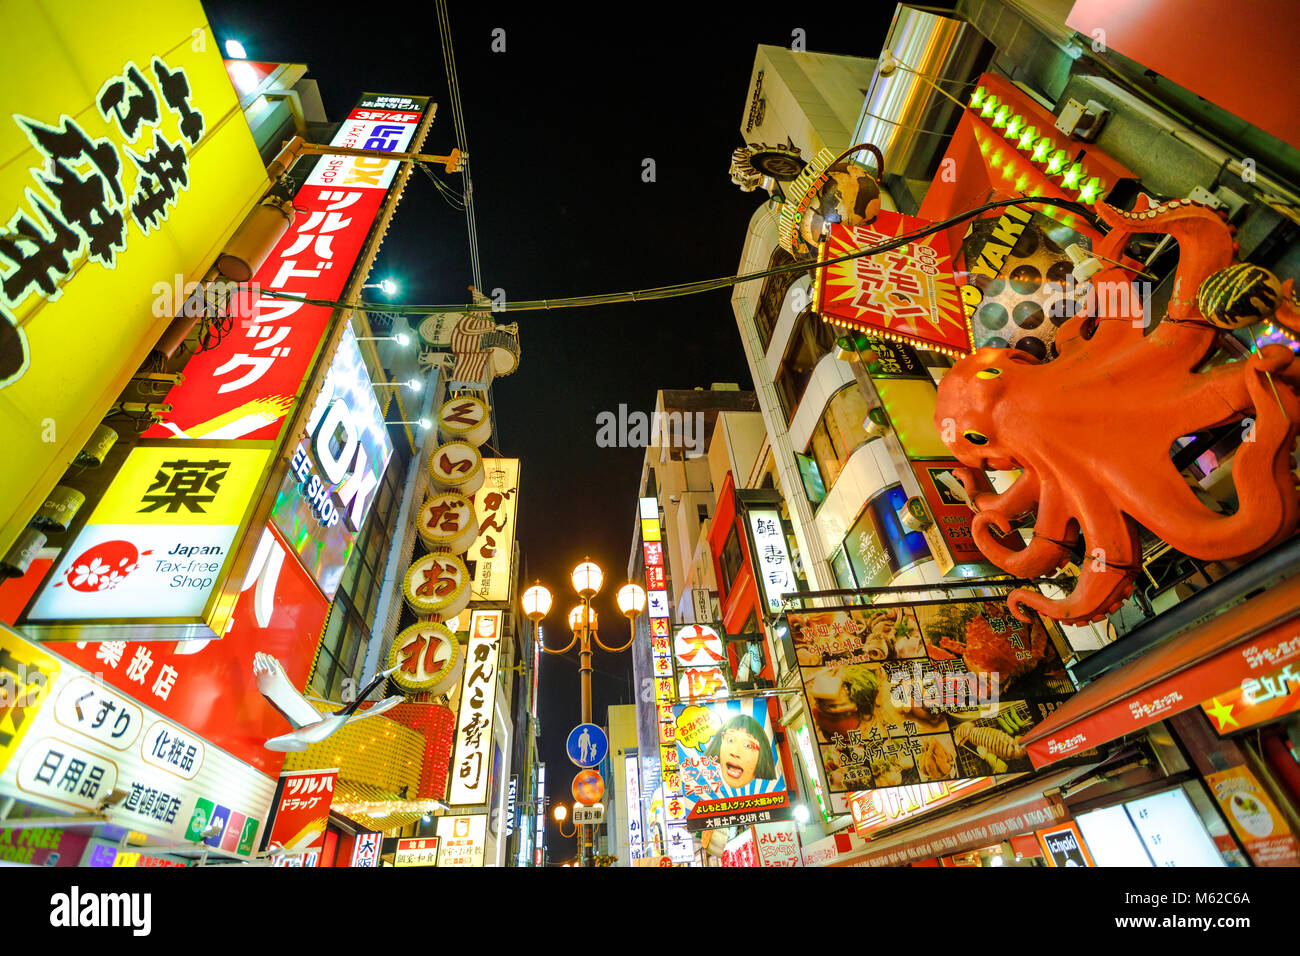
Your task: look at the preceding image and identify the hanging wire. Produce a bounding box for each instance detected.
[435,0,482,291]
[256,195,1105,316]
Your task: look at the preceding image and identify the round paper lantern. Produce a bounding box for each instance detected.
[436,395,491,446]
[403,552,471,619]
[387,621,463,695]
[427,440,485,495]
[415,492,478,554]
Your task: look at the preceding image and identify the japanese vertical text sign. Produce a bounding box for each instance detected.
[448,610,502,806]
[147,93,429,442]
[270,325,394,597]
[813,213,971,355]
[261,767,339,864]
[0,0,271,557]
[467,459,520,602]
[745,509,796,616]
[24,443,270,640]
[640,497,680,798]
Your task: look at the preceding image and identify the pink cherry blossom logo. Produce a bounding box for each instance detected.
[57,540,152,592]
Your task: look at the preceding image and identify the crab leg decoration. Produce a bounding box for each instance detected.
[935,195,1300,625]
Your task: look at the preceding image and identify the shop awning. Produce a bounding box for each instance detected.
[828,763,1092,867]
[1022,574,1300,768]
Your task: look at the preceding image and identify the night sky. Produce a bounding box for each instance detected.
[203,0,893,863]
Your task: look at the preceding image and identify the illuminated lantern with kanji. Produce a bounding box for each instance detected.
[678,666,729,702]
[403,552,471,619]
[673,624,724,669]
[436,395,492,447]
[388,622,463,696]
[427,440,484,495]
[415,492,478,554]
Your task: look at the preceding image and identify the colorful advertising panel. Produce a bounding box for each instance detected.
[261,767,338,864]
[908,460,1002,570]
[270,324,393,597]
[394,836,440,867]
[789,599,1074,796]
[466,459,519,602]
[721,827,757,867]
[46,523,330,775]
[1201,661,1300,736]
[0,826,90,867]
[1036,820,1096,867]
[1203,765,1300,867]
[671,697,791,832]
[436,812,487,867]
[0,622,272,858]
[448,610,502,806]
[640,496,681,796]
[24,444,270,640]
[813,213,969,355]
[148,93,428,442]
[0,0,271,558]
[625,752,644,861]
[841,484,931,589]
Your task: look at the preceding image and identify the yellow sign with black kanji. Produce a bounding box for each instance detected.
[91,444,270,526]
[0,623,59,777]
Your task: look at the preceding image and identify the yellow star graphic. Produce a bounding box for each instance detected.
[1205,697,1238,732]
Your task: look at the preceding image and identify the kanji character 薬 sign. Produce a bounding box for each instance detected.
[24,444,269,636]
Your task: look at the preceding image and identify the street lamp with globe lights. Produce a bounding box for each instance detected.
[552,803,577,839]
[522,560,646,867]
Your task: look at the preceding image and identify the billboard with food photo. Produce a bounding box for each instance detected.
[789,600,1075,795]
[671,698,791,832]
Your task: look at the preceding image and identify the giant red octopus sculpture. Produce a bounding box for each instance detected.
[935,195,1300,625]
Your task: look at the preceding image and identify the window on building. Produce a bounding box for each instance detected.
[804,384,873,498]
[794,451,827,507]
[753,247,801,351]
[697,503,709,523]
[719,525,743,599]
[774,310,837,423]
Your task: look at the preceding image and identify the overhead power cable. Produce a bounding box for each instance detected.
[261,196,1104,315]
[435,0,482,290]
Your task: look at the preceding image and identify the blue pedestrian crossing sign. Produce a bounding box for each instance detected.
[566,723,608,768]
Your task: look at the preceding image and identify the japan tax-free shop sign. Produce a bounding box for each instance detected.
[22,442,269,641]
[0,0,271,557]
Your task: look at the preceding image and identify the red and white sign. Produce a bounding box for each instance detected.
[850,777,997,838]
[147,97,427,441]
[50,524,330,776]
[673,624,724,668]
[351,831,381,867]
[394,836,439,867]
[1028,618,1300,767]
[754,821,803,867]
[721,828,757,867]
[264,767,338,863]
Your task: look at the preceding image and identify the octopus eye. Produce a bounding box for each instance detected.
[976,367,1002,380]
[963,431,989,445]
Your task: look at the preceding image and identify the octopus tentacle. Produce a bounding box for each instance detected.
[972,511,1070,578]
[958,467,1039,520]
[1139,349,1300,557]
[1006,496,1141,625]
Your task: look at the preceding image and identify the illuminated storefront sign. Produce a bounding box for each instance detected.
[850,776,996,837]
[270,325,393,598]
[25,444,270,640]
[0,622,272,858]
[1202,661,1300,735]
[535,764,546,860]
[625,753,644,860]
[46,523,331,776]
[467,458,520,602]
[745,509,796,616]
[0,0,270,558]
[261,767,338,865]
[640,497,680,798]
[436,813,487,867]
[754,821,803,867]
[448,610,502,806]
[150,93,428,443]
[351,831,381,867]
[812,213,969,356]
[394,836,439,867]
